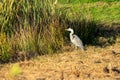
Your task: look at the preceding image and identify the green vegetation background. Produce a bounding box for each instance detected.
[0,0,120,63]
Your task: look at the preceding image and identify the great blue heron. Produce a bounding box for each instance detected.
[66,28,85,51]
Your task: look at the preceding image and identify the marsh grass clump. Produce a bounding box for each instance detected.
[0,33,12,63]
[0,0,65,63]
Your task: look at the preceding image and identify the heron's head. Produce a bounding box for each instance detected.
[65,28,74,33]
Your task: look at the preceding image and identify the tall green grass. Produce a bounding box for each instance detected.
[0,0,64,62]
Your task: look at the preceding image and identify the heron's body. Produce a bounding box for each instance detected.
[66,28,85,51]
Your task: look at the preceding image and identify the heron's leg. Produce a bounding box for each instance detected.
[76,46,81,54]
[75,46,78,50]
[80,47,86,53]
[70,43,74,49]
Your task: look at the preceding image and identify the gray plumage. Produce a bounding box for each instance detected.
[66,28,85,51]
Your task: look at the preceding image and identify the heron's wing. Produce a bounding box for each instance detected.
[72,35,84,49]
[72,35,83,44]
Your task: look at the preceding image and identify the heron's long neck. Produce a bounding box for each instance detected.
[70,30,74,40]
[70,31,73,36]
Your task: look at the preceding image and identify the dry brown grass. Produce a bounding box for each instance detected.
[0,38,120,80]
